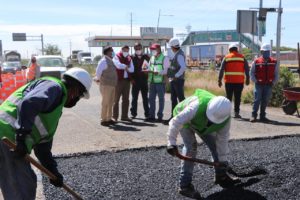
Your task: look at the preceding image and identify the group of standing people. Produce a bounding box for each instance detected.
[95,38,187,126]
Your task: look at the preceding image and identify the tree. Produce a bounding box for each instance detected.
[241,48,253,61]
[44,43,61,55]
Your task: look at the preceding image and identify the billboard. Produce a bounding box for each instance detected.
[237,10,257,34]
[140,27,173,38]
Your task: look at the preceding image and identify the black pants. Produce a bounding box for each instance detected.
[225,83,244,113]
[170,79,185,117]
[130,80,149,118]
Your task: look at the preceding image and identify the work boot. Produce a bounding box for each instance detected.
[100,121,110,126]
[234,112,241,118]
[249,116,257,122]
[121,117,132,122]
[178,184,202,199]
[215,173,241,188]
[260,116,271,123]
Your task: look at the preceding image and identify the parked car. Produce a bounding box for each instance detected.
[27,55,67,79]
[1,61,22,74]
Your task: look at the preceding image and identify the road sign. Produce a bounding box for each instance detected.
[12,33,26,41]
[237,10,257,34]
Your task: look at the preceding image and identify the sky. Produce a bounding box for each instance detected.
[0,0,299,58]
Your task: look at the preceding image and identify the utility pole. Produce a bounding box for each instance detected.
[41,34,44,55]
[258,0,263,42]
[130,12,133,54]
[156,9,161,42]
[69,40,72,58]
[88,32,91,52]
[276,0,282,66]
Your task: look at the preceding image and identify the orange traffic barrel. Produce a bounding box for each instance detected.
[15,71,26,89]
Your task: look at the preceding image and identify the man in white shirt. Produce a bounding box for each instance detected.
[94,46,118,126]
[166,89,240,199]
[112,45,134,121]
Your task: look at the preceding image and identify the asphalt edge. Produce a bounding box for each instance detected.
[53,134,300,159]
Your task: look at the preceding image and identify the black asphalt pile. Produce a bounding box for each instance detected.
[43,135,300,200]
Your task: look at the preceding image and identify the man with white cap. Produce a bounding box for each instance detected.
[0,67,92,199]
[166,38,186,123]
[250,43,279,122]
[218,44,250,118]
[166,89,240,199]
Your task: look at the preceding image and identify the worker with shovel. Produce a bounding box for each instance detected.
[0,67,91,200]
[166,89,240,199]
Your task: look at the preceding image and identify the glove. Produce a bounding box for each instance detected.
[245,78,250,86]
[14,130,29,158]
[166,145,178,157]
[50,171,64,187]
[218,80,222,88]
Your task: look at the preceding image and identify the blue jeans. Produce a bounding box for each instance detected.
[252,84,273,118]
[149,83,165,119]
[179,121,230,188]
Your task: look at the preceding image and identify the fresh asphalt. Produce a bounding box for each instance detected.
[1,82,299,199]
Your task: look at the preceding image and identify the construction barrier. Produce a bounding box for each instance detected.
[0,70,27,104]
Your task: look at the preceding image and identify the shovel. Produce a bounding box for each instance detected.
[174,150,267,178]
[1,137,83,200]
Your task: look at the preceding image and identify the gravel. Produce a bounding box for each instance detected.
[43,135,300,200]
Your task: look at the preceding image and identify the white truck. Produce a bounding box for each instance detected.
[77,51,93,64]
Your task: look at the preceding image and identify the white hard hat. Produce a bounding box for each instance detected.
[206,96,232,124]
[63,67,92,99]
[260,43,271,51]
[169,38,180,47]
[229,44,239,50]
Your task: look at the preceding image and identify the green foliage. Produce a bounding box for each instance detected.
[242,67,296,107]
[242,90,254,104]
[272,46,296,51]
[270,67,296,107]
[241,48,253,60]
[93,55,102,64]
[44,43,61,55]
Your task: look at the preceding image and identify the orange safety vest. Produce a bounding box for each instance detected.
[224,52,245,83]
[254,56,276,85]
[27,63,38,82]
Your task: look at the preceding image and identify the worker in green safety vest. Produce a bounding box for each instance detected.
[0,67,92,200]
[147,43,170,122]
[166,89,240,199]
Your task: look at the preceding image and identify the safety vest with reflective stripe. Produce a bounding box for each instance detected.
[224,52,245,83]
[254,56,276,85]
[0,77,67,153]
[27,63,39,82]
[148,53,165,83]
[173,89,229,136]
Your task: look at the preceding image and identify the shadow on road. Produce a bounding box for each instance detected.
[120,120,157,127]
[205,178,266,200]
[235,117,300,126]
[108,124,141,132]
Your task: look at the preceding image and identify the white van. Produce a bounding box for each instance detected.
[27,55,67,79]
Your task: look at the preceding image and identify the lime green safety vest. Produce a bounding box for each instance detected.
[173,89,229,136]
[148,53,165,83]
[0,77,67,153]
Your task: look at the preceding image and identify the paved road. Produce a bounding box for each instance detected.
[52,82,300,155]
[1,82,299,199]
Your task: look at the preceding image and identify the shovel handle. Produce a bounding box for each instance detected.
[1,137,83,200]
[175,150,221,167]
